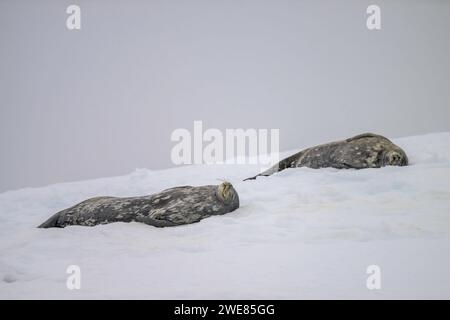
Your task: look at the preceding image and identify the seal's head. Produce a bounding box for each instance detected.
[381,149,408,167]
[216,181,240,208]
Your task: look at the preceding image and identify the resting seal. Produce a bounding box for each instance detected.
[38,182,239,228]
[245,133,408,180]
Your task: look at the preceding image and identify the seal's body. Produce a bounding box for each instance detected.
[38,182,239,228]
[246,133,408,180]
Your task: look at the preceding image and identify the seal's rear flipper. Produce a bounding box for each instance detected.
[244,173,270,181]
[38,212,62,228]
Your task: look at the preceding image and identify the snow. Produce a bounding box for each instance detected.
[1,132,450,299]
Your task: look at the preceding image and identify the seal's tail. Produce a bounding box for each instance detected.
[38,212,61,228]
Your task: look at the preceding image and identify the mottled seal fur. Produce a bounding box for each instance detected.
[245,133,408,180]
[38,182,239,228]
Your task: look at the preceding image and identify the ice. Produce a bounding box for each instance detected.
[0,132,449,299]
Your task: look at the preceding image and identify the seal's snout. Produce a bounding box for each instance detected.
[216,181,238,206]
[384,150,408,167]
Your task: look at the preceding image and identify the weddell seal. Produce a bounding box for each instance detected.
[245,133,408,180]
[38,182,239,228]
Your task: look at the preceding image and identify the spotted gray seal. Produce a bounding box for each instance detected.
[245,133,408,180]
[38,182,239,228]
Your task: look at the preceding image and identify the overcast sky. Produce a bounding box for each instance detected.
[1,0,449,192]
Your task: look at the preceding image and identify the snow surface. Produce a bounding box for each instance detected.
[1,132,450,299]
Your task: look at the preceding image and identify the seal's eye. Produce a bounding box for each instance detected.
[392,153,399,163]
